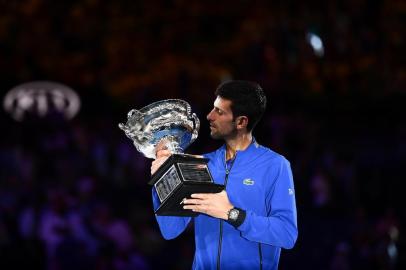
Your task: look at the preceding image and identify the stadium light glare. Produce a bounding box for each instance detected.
[3,81,81,121]
[306,32,324,57]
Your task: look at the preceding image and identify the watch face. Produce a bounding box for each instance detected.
[229,209,239,221]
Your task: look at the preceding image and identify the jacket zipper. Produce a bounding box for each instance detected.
[217,153,236,270]
[258,243,263,270]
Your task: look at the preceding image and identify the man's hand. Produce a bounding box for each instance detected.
[151,149,171,175]
[182,190,234,220]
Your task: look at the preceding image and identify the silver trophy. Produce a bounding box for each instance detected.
[119,99,224,216]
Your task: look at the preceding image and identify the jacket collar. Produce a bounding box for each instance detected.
[218,137,260,168]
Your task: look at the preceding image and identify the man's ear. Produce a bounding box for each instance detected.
[235,116,249,130]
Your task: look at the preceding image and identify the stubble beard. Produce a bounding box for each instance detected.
[209,126,238,141]
[210,131,223,140]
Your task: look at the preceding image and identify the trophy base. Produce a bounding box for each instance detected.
[150,154,224,217]
[155,182,224,216]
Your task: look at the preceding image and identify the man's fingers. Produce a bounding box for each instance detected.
[151,163,159,175]
[191,193,210,199]
[155,140,169,153]
[151,156,168,175]
[153,157,168,167]
[156,150,171,159]
[183,204,208,213]
[183,205,197,211]
[183,198,206,205]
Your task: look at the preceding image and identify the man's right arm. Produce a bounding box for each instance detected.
[151,149,191,239]
[152,188,191,239]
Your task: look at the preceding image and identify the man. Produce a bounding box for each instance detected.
[151,80,298,269]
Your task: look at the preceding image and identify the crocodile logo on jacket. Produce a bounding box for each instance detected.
[243,178,255,185]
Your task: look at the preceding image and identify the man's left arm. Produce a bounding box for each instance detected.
[236,158,298,249]
[183,157,298,249]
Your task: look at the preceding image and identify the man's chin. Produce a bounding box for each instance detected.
[209,132,222,140]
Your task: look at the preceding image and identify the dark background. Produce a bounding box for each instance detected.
[0,0,405,269]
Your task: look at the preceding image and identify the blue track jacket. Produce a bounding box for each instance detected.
[152,139,298,269]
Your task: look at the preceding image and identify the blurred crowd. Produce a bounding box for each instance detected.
[0,0,404,100]
[0,0,405,269]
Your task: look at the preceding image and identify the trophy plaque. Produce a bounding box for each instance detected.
[119,99,224,216]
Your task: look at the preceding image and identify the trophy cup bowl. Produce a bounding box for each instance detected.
[119,99,224,216]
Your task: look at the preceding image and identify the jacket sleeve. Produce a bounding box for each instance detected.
[152,188,191,240]
[237,157,298,249]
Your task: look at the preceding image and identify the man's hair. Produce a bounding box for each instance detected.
[215,80,267,131]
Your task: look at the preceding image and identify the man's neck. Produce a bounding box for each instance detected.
[225,132,253,160]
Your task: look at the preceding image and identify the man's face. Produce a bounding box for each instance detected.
[206,96,237,140]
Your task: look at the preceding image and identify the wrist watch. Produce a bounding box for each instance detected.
[228,208,240,221]
[227,207,246,228]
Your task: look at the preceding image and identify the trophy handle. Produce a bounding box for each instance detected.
[128,109,143,119]
[190,113,200,143]
[119,109,145,133]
